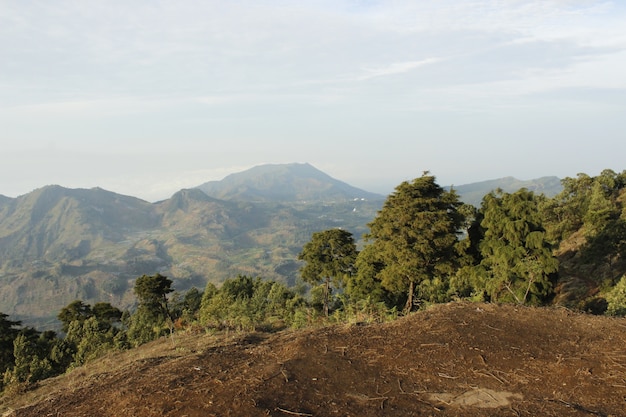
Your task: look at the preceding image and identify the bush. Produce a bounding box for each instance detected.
[605,275,626,316]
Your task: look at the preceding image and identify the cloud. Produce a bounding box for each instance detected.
[355,58,443,81]
[1,0,625,199]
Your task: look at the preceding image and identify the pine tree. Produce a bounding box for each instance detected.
[299,229,358,316]
[127,274,174,346]
[363,175,463,313]
[478,189,558,304]
[0,313,21,389]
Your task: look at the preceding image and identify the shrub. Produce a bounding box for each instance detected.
[605,275,626,316]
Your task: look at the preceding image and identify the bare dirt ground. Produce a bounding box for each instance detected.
[2,302,626,417]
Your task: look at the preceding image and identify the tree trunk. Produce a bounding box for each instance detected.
[404,280,415,314]
[324,277,330,317]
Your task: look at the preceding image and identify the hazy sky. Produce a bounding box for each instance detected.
[1,0,625,201]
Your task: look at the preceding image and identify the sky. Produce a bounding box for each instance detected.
[1,0,625,202]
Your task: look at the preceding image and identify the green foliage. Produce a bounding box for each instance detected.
[92,302,123,326]
[330,295,399,324]
[169,287,203,324]
[543,170,626,292]
[1,316,66,394]
[199,275,306,331]
[2,330,56,391]
[347,244,400,307]
[299,228,358,316]
[126,304,168,347]
[605,275,626,316]
[51,300,125,369]
[450,262,512,303]
[477,189,558,305]
[134,273,174,318]
[57,300,92,333]
[542,173,594,242]
[57,300,122,335]
[0,313,21,381]
[581,219,626,273]
[126,274,175,346]
[65,317,118,368]
[361,175,463,312]
[544,170,626,243]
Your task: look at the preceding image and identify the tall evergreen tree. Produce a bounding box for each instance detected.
[0,313,21,384]
[346,243,395,306]
[478,189,558,304]
[127,273,174,346]
[133,273,174,321]
[299,228,358,316]
[57,300,93,333]
[363,175,463,313]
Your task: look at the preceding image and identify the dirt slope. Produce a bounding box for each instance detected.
[2,302,626,417]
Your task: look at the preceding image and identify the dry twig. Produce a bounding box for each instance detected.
[473,370,507,385]
[276,407,313,416]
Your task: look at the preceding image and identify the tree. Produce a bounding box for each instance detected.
[0,313,21,387]
[299,228,358,316]
[92,302,123,328]
[542,173,594,242]
[198,276,304,330]
[363,175,463,313]
[133,273,174,321]
[182,287,202,317]
[2,328,56,389]
[606,275,626,316]
[127,273,174,346]
[58,300,121,334]
[64,317,117,368]
[57,300,92,333]
[543,169,626,243]
[478,189,558,305]
[170,287,203,325]
[346,243,400,308]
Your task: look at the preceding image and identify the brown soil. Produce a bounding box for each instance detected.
[2,302,626,417]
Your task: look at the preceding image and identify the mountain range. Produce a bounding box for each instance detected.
[0,163,562,328]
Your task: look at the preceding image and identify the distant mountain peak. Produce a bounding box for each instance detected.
[195,163,384,202]
[453,176,562,206]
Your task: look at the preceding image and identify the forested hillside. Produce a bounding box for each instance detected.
[4,303,626,417]
[0,166,625,402]
[0,164,383,327]
[452,176,562,207]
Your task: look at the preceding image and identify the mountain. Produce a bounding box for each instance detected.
[196,163,385,202]
[0,185,158,261]
[0,167,383,328]
[0,164,565,329]
[453,176,563,207]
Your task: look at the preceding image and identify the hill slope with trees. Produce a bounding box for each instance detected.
[1,168,625,414]
[0,165,621,329]
[2,302,625,417]
[0,164,383,327]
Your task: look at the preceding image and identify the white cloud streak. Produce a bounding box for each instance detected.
[355,58,444,81]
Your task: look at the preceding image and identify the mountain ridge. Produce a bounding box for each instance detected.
[0,165,562,207]
[451,175,562,206]
[196,162,385,202]
[0,163,564,327]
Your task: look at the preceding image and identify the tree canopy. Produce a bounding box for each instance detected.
[299,228,358,316]
[477,189,558,304]
[363,175,463,312]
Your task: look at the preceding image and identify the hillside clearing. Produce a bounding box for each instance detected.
[2,302,625,417]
